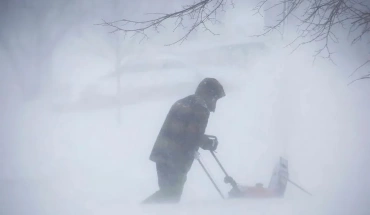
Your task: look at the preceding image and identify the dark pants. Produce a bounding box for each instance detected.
[142,162,187,204]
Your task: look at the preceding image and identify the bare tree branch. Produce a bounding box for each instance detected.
[96,0,234,46]
[252,0,370,79]
[94,0,370,81]
[347,59,370,84]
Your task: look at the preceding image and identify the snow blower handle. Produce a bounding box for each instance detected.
[204,136,230,175]
[204,135,240,191]
[210,150,239,189]
[195,154,225,199]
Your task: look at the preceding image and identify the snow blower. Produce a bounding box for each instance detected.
[196,135,312,199]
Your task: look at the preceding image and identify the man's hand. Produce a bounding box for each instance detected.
[200,135,218,151]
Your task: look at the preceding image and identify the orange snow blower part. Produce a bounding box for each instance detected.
[196,135,310,200]
[227,157,289,199]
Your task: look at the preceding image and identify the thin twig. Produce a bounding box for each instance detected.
[96,0,230,46]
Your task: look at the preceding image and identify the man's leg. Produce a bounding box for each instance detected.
[142,162,187,204]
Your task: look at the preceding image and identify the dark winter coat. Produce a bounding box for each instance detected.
[149,94,210,173]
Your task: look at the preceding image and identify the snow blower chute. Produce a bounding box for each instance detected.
[196,135,312,199]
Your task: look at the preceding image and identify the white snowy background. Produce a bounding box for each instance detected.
[1,0,370,215]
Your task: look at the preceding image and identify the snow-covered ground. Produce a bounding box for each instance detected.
[2,37,369,215]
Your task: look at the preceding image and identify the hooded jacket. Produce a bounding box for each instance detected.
[149,94,210,173]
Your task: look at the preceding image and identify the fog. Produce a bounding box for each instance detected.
[1,0,370,214]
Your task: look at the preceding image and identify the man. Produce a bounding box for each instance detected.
[142,78,226,204]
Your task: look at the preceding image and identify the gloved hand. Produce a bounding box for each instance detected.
[200,135,218,151]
